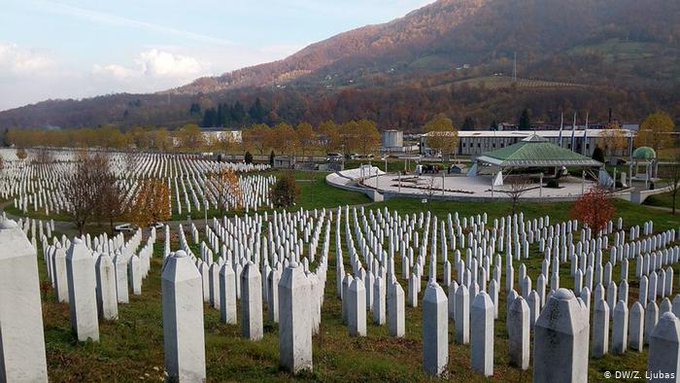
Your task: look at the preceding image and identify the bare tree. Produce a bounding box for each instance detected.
[660,150,680,215]
[124,151,138,176]
[503,176,531,214]
[33,148,54,165]
[208,168,243,216]
[98,177,126,234]
[64,152,113,235]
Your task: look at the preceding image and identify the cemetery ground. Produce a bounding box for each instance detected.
[26,174,680,382]
[645,191,678,211]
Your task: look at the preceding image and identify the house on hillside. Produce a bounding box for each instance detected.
[200,127,242,144]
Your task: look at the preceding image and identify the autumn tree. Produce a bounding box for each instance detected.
[269,122,297,156]
[208,168,243,216]
[151,128,172,152]
[571,186,616,233]
[177,124,205,151]
[296,122,316,159]
[271,172,301,208]
[218,132,237,154]
[128,179,171,228]
[599,123,628,163]
[340,121,361,155]
[357,119,381,156]
[636,112,675,152]
[424,114,458,160]
[318,120,340,153]
[16,147,27,160]
[243,124,270,155]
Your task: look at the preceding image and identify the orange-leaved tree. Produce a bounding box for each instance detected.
[209,168,243,216]
[128,179,171,228]
[571,186,616,233]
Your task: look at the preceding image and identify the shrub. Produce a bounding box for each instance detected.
[571,186,616,233]
[592,146,605,163]
[270,172,300,208]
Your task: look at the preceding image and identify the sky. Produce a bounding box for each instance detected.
[0,0,434,111]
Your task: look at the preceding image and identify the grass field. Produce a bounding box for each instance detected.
[33,174,680,382]
[644,191,678,212]
[437,75,584,91]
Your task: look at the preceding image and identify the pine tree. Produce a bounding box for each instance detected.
[518,109,531,131]
[461,116,476,131]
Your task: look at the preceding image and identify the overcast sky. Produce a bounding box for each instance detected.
[0,0,434,111]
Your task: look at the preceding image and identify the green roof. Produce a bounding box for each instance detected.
[632,146,656,160]
[476,134,602,167]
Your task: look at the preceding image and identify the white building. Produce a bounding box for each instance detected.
[382,130,404,150]
[200,127,243,144]
[421,128,636,157]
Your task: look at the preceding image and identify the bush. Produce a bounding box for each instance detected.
[16,147,27,160]
[592,146,605,163]
[571,186,616,232]
[546,179,559,188]
[244,151,253,164]
[270,172,300,208]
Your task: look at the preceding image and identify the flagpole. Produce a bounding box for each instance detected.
[583,113,589,155]
[559,112,564,147]
[570,112,576,152]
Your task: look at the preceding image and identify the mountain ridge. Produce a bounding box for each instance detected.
[2,0,679,130]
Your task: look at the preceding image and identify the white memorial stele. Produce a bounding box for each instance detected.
[66,237,100,342]
[278,261,313,374]
[162,251,206,382]
[0,219,48,382]
[533,288,589,383]
[423,280,448,377]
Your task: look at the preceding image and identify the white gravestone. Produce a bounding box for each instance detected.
[162,251,206,382]
[0,219,48,382]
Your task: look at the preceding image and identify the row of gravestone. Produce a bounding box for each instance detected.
[0,217,159,381]
[329,206,680,381]
[1,149,272,216]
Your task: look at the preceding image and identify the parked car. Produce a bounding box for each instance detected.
[114,223,135,233]
[326,152,343,162]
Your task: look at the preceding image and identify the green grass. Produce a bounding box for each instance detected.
[644,191,678,212]
[22,171,680,381]
[35,194,680,382]
[438,75,584,90]
[3,203,71,222]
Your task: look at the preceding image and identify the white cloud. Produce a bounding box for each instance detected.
[92,63,135,79]
[0,42,54,75]
[138,49,203,78]
[93,49,207,82]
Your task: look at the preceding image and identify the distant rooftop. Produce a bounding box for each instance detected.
[422,128,636,138]
[476,134,603,167]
